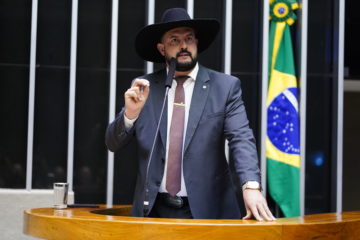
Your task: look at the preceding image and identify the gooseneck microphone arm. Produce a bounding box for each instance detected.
[143,58,177,216]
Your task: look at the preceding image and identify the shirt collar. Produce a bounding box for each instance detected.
[188,63,199,81]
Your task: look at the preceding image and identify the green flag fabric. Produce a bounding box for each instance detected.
[267,0,300,217]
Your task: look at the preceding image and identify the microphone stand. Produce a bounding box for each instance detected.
[143,58,177,216]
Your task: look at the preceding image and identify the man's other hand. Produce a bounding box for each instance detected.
[242,189,276,221]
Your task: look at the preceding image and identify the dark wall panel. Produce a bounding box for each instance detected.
[305,0,336,214]
[343,92,360,211]
[0,0,32,188]
[345,0,360,78]
[32,0,71,188]
[117,1,147,69]
[73,0,111,203]
[0,0,31,64]
[0,67,29,188]
[194,0,224,72]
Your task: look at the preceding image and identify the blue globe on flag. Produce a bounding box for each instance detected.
[267,87,299,155]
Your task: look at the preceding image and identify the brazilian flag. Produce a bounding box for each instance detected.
[267,0,300,217]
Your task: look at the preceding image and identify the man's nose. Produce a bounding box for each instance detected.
[180,39,187,49]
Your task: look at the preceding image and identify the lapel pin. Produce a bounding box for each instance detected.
[203,85,207,89]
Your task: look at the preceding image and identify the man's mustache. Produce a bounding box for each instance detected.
[176,50,192,58]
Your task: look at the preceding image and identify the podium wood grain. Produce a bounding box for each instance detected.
[23,205,360,240]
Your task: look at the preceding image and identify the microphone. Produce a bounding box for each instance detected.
[143,57,177,216]
[165,58,177,87]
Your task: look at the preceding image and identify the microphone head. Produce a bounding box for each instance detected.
[165,58,177,88]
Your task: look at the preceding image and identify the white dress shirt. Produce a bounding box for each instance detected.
[124,63,199,197]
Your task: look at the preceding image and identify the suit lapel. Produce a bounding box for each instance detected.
[184,66,210,153]
[149,69,167,151]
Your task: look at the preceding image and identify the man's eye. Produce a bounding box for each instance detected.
[186,36,195,43]
[170,38,179,44]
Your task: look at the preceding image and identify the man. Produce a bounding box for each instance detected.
[106,8,275,220]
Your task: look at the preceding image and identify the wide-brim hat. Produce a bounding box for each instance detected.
[135,8,220,63]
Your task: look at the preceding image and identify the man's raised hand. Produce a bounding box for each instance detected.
[124,79,150,120]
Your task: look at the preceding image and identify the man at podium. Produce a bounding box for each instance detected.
[106,8,275,221]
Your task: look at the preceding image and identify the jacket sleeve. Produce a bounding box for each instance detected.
[105,108,136,152]
[224,77,261,186]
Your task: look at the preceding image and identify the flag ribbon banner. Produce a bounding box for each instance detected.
[267,0,300,217]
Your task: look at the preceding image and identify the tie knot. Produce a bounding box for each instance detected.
[174,76,189,86]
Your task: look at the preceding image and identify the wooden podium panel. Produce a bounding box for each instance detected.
[23,205,360,240]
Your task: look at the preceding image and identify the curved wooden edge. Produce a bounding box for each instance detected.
[23,206,360,240]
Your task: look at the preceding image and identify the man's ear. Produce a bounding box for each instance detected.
[157,43,165,56]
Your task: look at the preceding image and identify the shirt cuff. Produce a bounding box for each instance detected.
[242,181,261,191]
[124,113,137,130]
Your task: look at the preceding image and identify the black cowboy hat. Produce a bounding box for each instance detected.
[135,8,220,63]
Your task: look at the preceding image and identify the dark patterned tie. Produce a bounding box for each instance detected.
[166,76,188,196]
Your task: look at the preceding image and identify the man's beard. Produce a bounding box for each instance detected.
[165,50,198,72]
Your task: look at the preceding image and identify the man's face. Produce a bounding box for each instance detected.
[157,27,198,72]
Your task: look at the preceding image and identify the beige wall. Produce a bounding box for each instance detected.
[0,189,74,240]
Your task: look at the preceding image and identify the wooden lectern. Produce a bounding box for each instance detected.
[24,205,360,239]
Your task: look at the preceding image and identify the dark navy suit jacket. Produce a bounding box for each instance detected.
[106,65,261,219]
